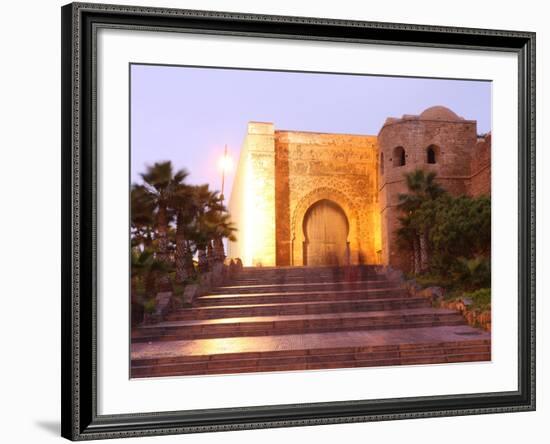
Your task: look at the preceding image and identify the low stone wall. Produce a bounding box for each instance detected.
[403,281,491,332]
[141,258,244,324]
[438,299,491,332]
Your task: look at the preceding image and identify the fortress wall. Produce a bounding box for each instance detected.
[228,122,277,266]
[469,134,492,196]
[275,130,380,266]
[230,109,489,270]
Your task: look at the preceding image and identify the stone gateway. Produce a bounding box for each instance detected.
[228,106,491,270]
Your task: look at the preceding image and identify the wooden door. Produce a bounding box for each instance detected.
[304,200,349,266]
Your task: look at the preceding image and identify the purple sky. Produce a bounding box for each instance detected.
[130,64,491,198]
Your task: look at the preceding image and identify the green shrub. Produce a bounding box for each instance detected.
[451,256,491,291]
[396,170,490,279]
[414,273,455,290]
[143,298,156,314]
[462,288,491,312]
[172,283,185,297]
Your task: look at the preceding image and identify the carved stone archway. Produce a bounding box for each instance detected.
[291,188,361,266]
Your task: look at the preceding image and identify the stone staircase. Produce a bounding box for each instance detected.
[131,265,491,378]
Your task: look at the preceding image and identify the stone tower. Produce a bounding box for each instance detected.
[228,122,277,267]
[377,106,478,270]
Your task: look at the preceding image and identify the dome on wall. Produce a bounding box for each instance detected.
[419,106,462,121]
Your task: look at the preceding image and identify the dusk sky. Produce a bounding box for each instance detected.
[130,64,491,198]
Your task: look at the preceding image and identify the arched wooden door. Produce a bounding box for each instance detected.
[303,200,349,266]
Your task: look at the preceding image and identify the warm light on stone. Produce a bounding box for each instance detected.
[228,106,490,270]
[229,122,277,266]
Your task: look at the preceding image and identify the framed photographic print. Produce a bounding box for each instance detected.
[61,2,536,440]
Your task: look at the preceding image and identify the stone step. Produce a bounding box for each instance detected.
[239,265,381,272]
[166,296,432,321]
[231,277,384,286]
[240,265,380,273]
[133,308,465,342]
[132,328,491,363]
[131,331,490,378]
[132,351,491,377]
[196,287,408,306]
[234,266,383,282]
[209,279,397,295]
[133,339,490,367]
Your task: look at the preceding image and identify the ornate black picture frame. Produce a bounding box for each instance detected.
[61,2,535,440]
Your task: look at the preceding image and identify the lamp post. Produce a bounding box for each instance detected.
[221,144,227,201]
[219,144,232,203]
[218,145,232,262]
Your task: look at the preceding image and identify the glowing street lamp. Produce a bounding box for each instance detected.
[219,144,233,201]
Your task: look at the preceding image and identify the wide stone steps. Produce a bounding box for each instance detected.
[166,296,431,321]
[131,331,490,378]
[131,266,491,378]
[133,308,465,342]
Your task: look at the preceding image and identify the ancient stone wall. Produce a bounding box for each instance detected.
[469,133,491,196]
[274,130,380,266]
[228,122,277,266]
[230,107,490,271]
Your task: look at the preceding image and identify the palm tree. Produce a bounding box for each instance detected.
[130,185,155,249]
[396,215,420,274]
[168,182,197,283]
[397,170,445,273]
[398,170,445,210]
[137,162,188,258]
[189,185,218,272]
[212,212,237,261]
[202,191,236,264]
[136,161,188,288]
[188,185,236,272]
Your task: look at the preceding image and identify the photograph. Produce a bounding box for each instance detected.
[57,2,536,440]
[129,64,493,378]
